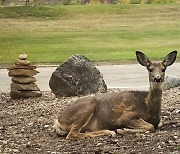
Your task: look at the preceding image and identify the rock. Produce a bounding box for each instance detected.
[174,109,180,114]
[164,75,180,90]
[12,76,36,84]
[44,125,49,128]
[19,54,27,60]
[13,149,19,153]
[8,54,42,99]
[10,90,42,99]
[110,139,118,144]
[8,65,37,70]
[8,69,39,77]
[2,140,8,145]
[1,87,180,153]
[49,54,107,97]
[15,59,30,66]
[11,83,40,91]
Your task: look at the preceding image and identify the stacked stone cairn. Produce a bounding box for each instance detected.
[8,54,42,99]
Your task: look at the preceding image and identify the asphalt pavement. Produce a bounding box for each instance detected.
[1,63,180,93]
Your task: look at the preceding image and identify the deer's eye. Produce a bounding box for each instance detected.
[162,68,166,72]
[149,68,153,72]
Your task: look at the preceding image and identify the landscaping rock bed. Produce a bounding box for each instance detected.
[0,88,180,154]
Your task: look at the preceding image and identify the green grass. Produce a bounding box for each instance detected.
[0,4,180,65]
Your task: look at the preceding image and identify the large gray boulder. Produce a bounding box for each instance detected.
[49,54,107,97]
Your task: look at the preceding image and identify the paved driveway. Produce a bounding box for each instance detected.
[1,63,180,93]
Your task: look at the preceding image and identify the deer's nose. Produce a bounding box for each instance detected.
[154,76,162,82]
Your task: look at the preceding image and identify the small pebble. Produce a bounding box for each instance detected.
[2,140,8,145]
[44,125,49,128]
[13,149,19,153]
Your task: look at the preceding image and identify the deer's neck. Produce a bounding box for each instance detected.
[147,82,163,113]
[146,82,163,127]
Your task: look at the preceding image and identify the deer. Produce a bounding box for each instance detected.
[53,50,177,139]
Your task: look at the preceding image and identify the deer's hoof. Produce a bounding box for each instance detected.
[110,131,116,137]
[158,121,163,129]
[116,129,124,134]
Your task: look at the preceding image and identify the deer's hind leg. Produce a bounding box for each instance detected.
[65,99,96,139]
[66,113,94,139]
[66,111,116,139]
[117,118,155,134]
[67,124,116,139]
[65,99,116,139]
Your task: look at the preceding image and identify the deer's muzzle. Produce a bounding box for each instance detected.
[153,76,162,83]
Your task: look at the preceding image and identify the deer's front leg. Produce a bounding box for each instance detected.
[158,120,163,128]
[117,118,155,134]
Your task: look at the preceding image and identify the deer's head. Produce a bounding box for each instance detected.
[136,51,177,87]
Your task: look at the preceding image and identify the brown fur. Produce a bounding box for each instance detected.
[53,51,177,139]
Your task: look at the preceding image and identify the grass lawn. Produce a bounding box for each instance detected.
[0,4,180,65]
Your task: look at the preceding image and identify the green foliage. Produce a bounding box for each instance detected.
[119,0,178,3]
[0,6,67,19]
[0,5,136,19]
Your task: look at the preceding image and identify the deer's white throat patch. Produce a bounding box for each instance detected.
[150,82,163,90]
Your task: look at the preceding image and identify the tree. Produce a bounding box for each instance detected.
[26,0,30,5]
[2,0,5,6]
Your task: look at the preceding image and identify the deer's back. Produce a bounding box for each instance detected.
[90,90,149,130]
[59,90,149,132]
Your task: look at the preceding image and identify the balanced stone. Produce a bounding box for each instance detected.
[12,76,36,84]
[15,59,30,66]
[18,54,27,60]
[11,83,40,91]
[8,65,37,70]
[10,90,42,99]
[8,69,39,77]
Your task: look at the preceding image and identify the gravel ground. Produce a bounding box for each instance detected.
[0,88,180,154]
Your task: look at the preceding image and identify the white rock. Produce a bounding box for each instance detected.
[2,140,8,145]
[18,54,27,60]
[13,149,19,153]
[44,125,49,128]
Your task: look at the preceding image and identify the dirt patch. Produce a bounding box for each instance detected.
[0,88,180,154]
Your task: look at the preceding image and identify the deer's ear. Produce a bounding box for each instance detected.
[163,51,177,67]
[136,51,150,67]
